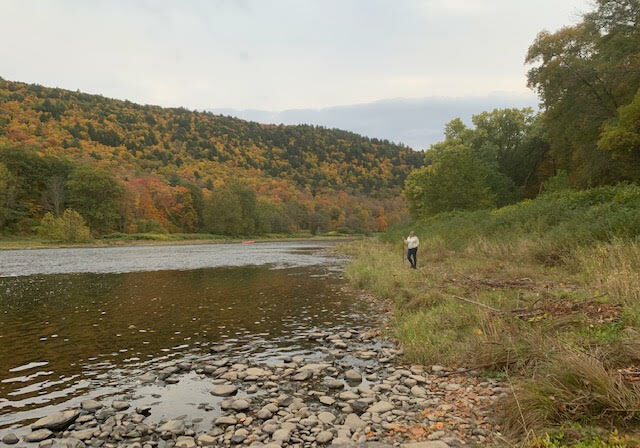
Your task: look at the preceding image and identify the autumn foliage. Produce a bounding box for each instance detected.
[0,78,422,236]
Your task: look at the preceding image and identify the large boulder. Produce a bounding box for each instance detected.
[32,410,80,431]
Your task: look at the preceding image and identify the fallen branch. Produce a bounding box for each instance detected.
[448,294,503,313]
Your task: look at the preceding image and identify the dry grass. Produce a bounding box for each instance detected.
[343,233,640,446]
[578,240,640,304]
[501,348,640,437]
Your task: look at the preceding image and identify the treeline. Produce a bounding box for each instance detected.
[0,146,400,238]
[406,0,640,218]
[0,78,422,197]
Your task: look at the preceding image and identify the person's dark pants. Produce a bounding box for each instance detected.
[407,247,417,269]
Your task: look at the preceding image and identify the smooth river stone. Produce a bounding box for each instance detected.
[112,401,130,411]
[24,429,54,443]
[344,413,366,431]
[345,369,362,382]
[32,410,80,431]
[245,367,269,377]
[368,401,394,414]
[2,433,19,445]
[211,385,238,396]
[81,399,103,412]
[158,420,185,435]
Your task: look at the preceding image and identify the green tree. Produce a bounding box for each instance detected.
[309,207,330,235]
[67,166,124,234]
[598,89,640,177]
[526,0,640,185]
[202,187,243,235]
[0,162,15,230]
[405,145,496,219]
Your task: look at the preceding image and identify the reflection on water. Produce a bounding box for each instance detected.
[0,243,373,429]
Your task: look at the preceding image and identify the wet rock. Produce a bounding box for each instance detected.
[344,369,362,382]
[350,401,369,415]
[55,438,86,448]
[196,434,217,446]
[256,408,273,419]
[175,436,196,448]
[339,391,359,401]
[24,429,54,443]
[245,367,270,377]
[210,385,238,396]
[231,428,248,443]
[210,344,230,353]
[70,429,96,441]
[2,433,19,445]
[215,416,237,426]
[324,379,344,389]
[32,410,80,431]
[319,396,336,406]
[138,373,157,383]
[111,401,130,411]
[158,419,185,435]
[80,400,103,413]
[298,363,330,374]
[231,399,250,411]
[292,370,312,381]
[136,406,152,416]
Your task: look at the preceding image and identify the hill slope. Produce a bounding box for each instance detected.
[0,78,422,236]
[0,78,422,195]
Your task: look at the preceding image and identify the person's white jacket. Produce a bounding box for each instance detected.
[404,236,419,249]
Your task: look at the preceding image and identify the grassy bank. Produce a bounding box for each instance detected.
[342,185,640,447]
[0,232,356,250]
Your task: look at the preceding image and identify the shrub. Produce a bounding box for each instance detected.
[38,209,91,242]
[135,219,168,234]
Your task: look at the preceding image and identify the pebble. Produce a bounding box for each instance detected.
[18,327,499,448]
[2,433,19,445]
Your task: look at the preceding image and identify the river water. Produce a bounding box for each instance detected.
[0,241,374,430]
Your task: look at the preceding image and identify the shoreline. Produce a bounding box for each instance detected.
[4,324,501,448]
[0,235,360,252]
[1,248,501,448]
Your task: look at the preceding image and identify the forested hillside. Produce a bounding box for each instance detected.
[0,79,422,237]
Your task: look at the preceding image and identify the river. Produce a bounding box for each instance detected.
[0,241,375,430]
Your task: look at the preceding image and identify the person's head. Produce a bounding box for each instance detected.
[409,231,414,237]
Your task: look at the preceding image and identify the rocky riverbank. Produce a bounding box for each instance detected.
[2,325,504,448]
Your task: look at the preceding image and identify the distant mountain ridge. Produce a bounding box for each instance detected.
[211,93,539,150]
[0,77,423,196]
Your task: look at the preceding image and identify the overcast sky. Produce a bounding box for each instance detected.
[1,0,590,148]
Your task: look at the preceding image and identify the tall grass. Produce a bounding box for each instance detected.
[343,184,640,445]
[383,185,640,259]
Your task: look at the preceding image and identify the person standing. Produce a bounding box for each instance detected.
[404,231,419,269]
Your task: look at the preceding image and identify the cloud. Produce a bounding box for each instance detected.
[211,92,539,149]
[0,0,588,111]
